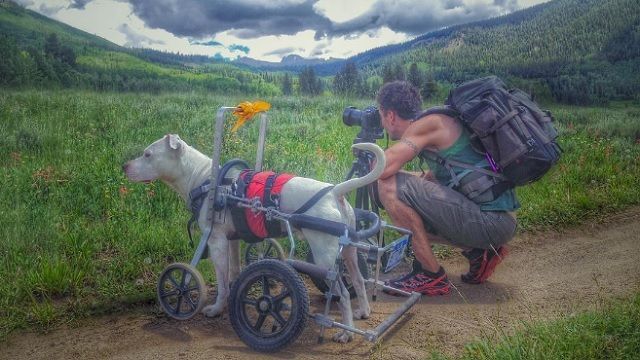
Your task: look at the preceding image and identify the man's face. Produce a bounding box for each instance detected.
[379,107,402,140]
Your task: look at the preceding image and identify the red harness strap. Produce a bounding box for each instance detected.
[241,171,295,239]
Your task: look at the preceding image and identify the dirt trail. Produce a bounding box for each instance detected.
[4,208,640,360]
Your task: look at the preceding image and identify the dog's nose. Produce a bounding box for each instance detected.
[122,163,129,172]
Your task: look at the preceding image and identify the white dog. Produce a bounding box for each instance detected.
[123,134,385,343]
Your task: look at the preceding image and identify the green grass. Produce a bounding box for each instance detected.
[1,89,639,341]
[442,292,640,360]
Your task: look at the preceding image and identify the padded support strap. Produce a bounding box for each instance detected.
[292,185,335,214]
[264,173,284,236]
[288,214,348,237]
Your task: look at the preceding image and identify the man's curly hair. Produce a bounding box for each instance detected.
[376,81,422,120]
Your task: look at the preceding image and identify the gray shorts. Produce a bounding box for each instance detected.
[396,172,517,249]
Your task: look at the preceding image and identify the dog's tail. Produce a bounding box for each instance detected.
[332,143,386,199]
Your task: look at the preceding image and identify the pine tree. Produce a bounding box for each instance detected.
[298,66,320,96]
[333,61,361,96]
[421,75,438,100]
[282,73,292,95]
[408,63,422,89]
[382,63,395,84]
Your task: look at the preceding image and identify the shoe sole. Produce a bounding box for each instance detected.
[383,284,451,297]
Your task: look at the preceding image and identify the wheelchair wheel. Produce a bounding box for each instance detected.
[306,251,370,301]
[157,263,207,320]
[229,259,308,352]
[244,238,286,265]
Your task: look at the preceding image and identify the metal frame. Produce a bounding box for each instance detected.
[189,106,420,345]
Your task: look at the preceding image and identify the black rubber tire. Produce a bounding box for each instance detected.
[306,251,370,301]
[229,259,308,352]
[244,238,286,266]
[157,263,207,320]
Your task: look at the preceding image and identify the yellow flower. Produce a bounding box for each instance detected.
[231,101,271,132]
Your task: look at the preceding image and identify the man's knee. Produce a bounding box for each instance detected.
[377,176,397,204]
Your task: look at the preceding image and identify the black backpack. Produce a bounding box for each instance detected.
[418,76,562,202]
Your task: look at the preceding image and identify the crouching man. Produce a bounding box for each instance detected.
[376,81,519,295]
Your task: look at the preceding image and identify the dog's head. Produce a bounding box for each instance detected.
[123,134,185,184]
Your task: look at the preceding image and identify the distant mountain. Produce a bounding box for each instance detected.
[234,54,343,72]
[231,1,556,75]
[0,0,280,94]
[386,0,640,104]
[235,0,639,90]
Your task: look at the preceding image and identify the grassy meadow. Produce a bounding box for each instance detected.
[442,293,640,360]
[1,89,640,341]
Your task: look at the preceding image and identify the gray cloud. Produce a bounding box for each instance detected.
[16,0,539,43]
[264,47,302,57]
[118,23,165,47]
[324,0,528,38]
[229,44,250,54]
[68,0,92,10]
[310,43,329,57]
[122,0,534,42]
[126,0,332,39]
[190,40,224,47]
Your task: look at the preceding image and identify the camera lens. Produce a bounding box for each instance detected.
[342,106,362,127]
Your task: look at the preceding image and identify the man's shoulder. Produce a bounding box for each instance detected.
[410,112,458,132]
[414,106,459,122]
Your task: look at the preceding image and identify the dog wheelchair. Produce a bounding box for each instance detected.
[156,106,420,352]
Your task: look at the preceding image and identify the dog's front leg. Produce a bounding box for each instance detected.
[202,232,230,318]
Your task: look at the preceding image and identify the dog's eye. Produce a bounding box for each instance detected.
[144,151,151,158]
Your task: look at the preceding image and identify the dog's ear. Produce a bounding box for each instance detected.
[167,134,182,151]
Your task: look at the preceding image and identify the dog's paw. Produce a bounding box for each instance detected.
[202,304,224,318]
[353,307,370,320]
[332,330,354,343]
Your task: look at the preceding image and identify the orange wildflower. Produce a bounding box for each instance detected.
[231,101,271,132]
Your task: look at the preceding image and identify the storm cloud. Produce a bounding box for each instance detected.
[19,0,532,40]
[265,47,304,57]
[324,0,523,38]
[125,0,332,39]
[119,0,528,40]
[69,0,92,10]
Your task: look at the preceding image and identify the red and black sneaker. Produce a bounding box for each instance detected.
[461,246,508,284]
[384,265,451,296]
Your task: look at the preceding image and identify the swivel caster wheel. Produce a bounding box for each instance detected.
[157,263,207,320]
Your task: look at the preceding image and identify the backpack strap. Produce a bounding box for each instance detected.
[419,149,509,202]
[414,105,460,120]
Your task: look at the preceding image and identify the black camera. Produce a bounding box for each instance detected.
[342,106,384,142]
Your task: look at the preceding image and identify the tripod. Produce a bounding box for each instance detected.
[344,137,386,255]
[344,134,413,270]
[345,141,379,214]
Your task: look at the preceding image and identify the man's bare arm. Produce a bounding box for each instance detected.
[380,117,444,180]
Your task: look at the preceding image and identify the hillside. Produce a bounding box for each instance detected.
[2,0,639,104]
[358,0,640,104]
[227,0,640,104]
[0,1,280,94]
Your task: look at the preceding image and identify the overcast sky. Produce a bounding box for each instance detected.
[16,0,550,62]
